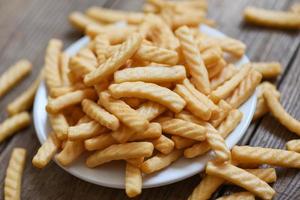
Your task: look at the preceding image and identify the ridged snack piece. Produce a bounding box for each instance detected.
[136,101,166,121]
[210,64,238,90]
[68,120,107,141]
[108,82,186,113]
[210,100,232,128]
[84,133,116,151]
[206,130,231,162]
[69,11,101,31]
[125,163,142,198]
[94,35,110,64]
[286,139,300,153]
[150,135,174,154]
[171,136,196,149]
[249,62,282,79]
[217,37,246,57]
[56,140,85,166]
[49,113,69,140]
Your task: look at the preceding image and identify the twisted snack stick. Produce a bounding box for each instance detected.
[49,113,69,140]
[244,168,277,183]
[207,59,226,79]
[160,118,206,141]
[59,53,70,86]
[216,37,246,58]
[175,110,209,127]
[136,101,166,121]
[84,133,116,151]
[84,33,142,85]
[206,130,231,163]
[0,59,32,98]
[0,112,31,143]
[206,162,275,200]
[56,140,85,166]
[32,133,60,168]
[286,139,300,153]
[99,91,149,133]
[69,12,101,31]
[226,70,262,108]
[134,44,179,65]
[150,135,174,154]
[264,89,300,135]
[141,150,182,174]
[49,84,85,98]
[82,99,120,131]
[210,64,238,90]
[69,55,96,78]
[5,148,26,200]
[201,47,222,67]
[94,35,110,64]
[125,163,142,198]
[126,157,144,168]
[171,136,196,149]
[86,142,154,167]
[249,62,282,79]
[232,146,300,168]
[44,39,63,90]
[108,82,186,113]
[77,47,98,67]
[68,120,107,141]
[210,100,232,128]
[175,26,210,94]
[114,65,186,83]
[129,123,162,141]
[216,192,255,200]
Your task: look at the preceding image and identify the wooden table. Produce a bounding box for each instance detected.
[0,0,299,199]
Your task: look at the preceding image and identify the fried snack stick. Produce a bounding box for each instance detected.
[264,89,300,135]
[44,39,63,90]
[161,118,206,141]
[206,130,231,163]
[210,100,232,128]
[174,84,211,120]
[122,98,144,108]
[207,59,226,79]
[69,12,102,31]
[171,136,196,149]
[226,70,262,108]
[184,109,242,158]
[114,66,186,83]
[59,53,70,86]
[84,33,142,85]
[232,146,300,168]
[0,59,32,98]
[201,47,222,67]
[99,91,149,133]
[55,140,85,166]
[94,35,110,64]
[86,142,154,167]
[216,37,246,58]
[4,148,26,200]
[49,113,69,140]
[7,70,43,115]
[286,139,300,152]
[206,162,275,200]
[125,163,142,198]
[150,135,174,154]
[210,65,251,103]
[86,7,144,24]
[108,82,186,113]
[0,112,31,143]
[69,55,96,79]
[127,157,144,168]
[210,64,238,90]
[141,150,182,174]
[243,168,277,183]
[82,99,119,131]
[133,44,179,65]
[244,6,300,29]
[216,192,255,200]
[49,84,85,98]
[68,120,107,141]
[46,89,97,114]
[32,133,60,168]
[249,62,282,79]
[175,26,210,94]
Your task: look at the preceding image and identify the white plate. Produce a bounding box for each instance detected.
[33,25,255,189]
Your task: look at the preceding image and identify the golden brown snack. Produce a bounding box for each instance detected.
[108,82,186,113]
[206,130,231,163]
[210,100,232,128]
[86,142,154,167]
[126,157,144,168]
[129,123,162,141]
[68,120,107,141]
[207,59,226,79]
[0,59,32,98]
[69,11,101,31]
[244,6,300,29]
[49,113,69,140]
[125,163,142,198]
[60,53,71,86]
[210,64,238,90]
[206,162,275,200]
[150,135,174,154]
[84,33,142,85]
[244,168,277,183]
[171,136,196,149]
[217,37,246,57]
[4,148,26,200]
[55,140,85,166]
[94,35,110,64]
[201,47,222,67]
[175,26,210,94]
[249,62,282,79]
[232,146,300,168]
[114,65,186,83]
[264,89,300,135]
[0,112,31,143]
[216,192,255,200]
[84,133,116,151]
[136,101,166,121]
[141,150,182,174]
[286,139,300,153]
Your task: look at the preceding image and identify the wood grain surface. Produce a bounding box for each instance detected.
[0,0,299,199]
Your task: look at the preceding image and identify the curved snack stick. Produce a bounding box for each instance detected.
[7,71,43,115]
[216,37,246,58]
[60,53,70,86]
[244,6,300,29]
[82,99,119,131]
[206,162,275,200]
[249,62,282,79]
[210,65,251,103]
[136,102,166,121]
[207,59,226,79]
[216,192,255,200]
[85,133,116,151]
[4,148,26,200]
[141,150,182,174]
[32,133,60,168]
[55,140,85,166]
[0,112,31,143]
[188,175,225,200]
[150,135,174,154]
[49,113,69,140]
[232,146,300,168]
[210,100,232,128]
[206,130,231,163]
[77,48,98,66]
[125,163,142,198]
[68,120,107,141]
[99,91,149,133]
[44,39,63,89]
[69,11,101,31]
[49,85,83,98]
[84,33,142,86]
[226,70,262,108]
[114,65,186,83]
[108,82,186,113]
[202,47,222,67]
[210,64,238,90]
[175,26,210,94]
[46,89,97,114]
[184,142,210,158]
[161,118,206,141]
[171,136,196,149]
[264,90,300,135]
[244,168,277,183]
[129,123,162,141]
[175,110,208,126]
[86,142,154,167]
[94,35,110,64]
[174,84,211,120]
[286,139,300,153]
[0,59,32,98]
[134,44,179,65]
